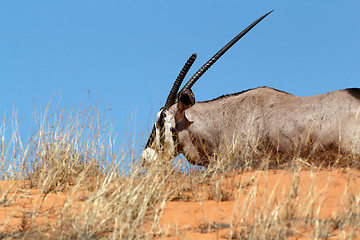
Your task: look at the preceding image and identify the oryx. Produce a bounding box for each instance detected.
[141,11,360,166]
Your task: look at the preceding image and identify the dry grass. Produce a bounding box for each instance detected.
[1,99,360,239]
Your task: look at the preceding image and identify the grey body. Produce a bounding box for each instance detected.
[164,87,360,165]
[141,12,360,167]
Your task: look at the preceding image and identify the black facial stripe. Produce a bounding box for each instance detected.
[146,109,166,149]
[145,124,156,148]
[159,111,166,147]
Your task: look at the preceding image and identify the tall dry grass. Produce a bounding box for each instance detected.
[1,98,360,239]
[0,99,190,239]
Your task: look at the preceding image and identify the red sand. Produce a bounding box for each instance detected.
[154,169,360,239]
[1,169,360,239]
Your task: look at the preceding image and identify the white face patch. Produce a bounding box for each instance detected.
[155,111,162,147]
[164,112,175,152]
[141,109,178,165]
[141,147,159,164]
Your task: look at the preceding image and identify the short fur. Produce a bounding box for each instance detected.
[141,11,359,167]
[154,87,360,166]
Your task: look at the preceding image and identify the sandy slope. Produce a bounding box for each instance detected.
[1,169,360,239]
[155,169,360,239]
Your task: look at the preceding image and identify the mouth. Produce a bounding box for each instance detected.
[140,148,159,166]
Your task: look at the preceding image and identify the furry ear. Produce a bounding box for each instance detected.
[178,89,195,109]
[175,89,195,124]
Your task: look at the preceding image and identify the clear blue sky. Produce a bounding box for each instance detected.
[1,1,360,152]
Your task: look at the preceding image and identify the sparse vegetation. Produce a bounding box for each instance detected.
[1,99,360,239]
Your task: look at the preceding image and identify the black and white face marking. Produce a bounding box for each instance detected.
[155,108,166,148]
[141,108,179,164]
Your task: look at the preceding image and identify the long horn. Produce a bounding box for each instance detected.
[179,10,273,93]
[164,53,197,109]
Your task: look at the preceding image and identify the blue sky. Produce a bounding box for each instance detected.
[1,1,360,153]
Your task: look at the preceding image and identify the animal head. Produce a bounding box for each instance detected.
[141,11,273,165]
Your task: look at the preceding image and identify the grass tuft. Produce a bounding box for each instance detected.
[1,98,360,239]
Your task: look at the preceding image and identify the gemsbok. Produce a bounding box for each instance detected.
[141,11,360,167]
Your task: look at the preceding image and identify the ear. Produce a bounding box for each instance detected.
[175,89,195,123]
[178,89,195,110]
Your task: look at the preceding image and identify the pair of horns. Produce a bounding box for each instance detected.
[164,10,273,109]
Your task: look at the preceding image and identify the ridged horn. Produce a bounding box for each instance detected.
[179,10,273,93]
[164,53,197,109]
